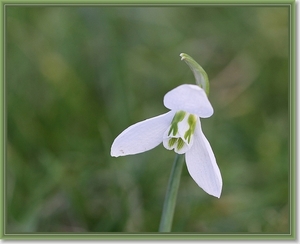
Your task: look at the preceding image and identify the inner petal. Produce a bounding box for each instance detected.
[162,111,198,154]
[177,113,197,145]
[163,135,190,154]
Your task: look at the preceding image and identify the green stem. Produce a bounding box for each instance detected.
[159,154,185,232]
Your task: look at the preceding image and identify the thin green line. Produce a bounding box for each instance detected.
[0,1,296,5]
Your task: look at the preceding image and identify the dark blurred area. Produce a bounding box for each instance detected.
[6,6,290,233]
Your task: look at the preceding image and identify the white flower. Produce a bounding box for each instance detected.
[111,84,222,198]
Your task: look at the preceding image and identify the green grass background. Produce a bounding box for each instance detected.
[6,6,290,233]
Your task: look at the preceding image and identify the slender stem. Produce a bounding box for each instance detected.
[159,154,185,232]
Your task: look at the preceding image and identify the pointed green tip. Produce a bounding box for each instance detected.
[180,53,210,95]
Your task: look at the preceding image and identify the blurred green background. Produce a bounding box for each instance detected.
[6,6,290,233]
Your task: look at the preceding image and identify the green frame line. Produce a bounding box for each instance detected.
[0,0,297,5]
[0,0,296,240]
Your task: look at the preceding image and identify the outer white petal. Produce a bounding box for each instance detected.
[163,84,213,118]
[111,111,175,157]
[185,119,222,198]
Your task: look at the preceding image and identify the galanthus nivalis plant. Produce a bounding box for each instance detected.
[111,53,222,231]
[111,83,222,197]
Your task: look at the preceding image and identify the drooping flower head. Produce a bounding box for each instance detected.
[111,54,222,198]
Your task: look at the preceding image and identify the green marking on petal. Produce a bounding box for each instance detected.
[176,138,185,150]
[168,138,177,148]
[168,111,186,136]
[184,114,197,143]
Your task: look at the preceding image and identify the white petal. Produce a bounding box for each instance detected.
[163,84,213,118]
[185,119,222,198]
[111,111,175,157]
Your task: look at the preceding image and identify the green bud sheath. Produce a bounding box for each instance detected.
[180,53,210,95]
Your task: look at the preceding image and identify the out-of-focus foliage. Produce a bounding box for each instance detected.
[6,6,290,233]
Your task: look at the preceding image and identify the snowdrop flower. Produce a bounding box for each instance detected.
[111,84,222,198]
